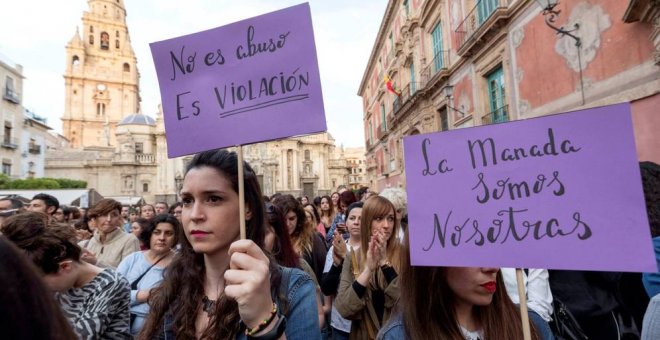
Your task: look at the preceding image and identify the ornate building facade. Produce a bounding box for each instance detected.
[61,0,139,149]
[360,0,660,192]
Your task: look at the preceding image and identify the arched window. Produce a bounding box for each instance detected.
[123,63,130,72]
[89,35,94,45]
[72,55,80,68]
[115,31,119,37]
[97,103,105,116]
[115,40,120,49]
[90,26,94,33]
[100,32,110,50]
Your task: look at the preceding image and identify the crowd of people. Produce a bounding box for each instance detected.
[0,150,658,340]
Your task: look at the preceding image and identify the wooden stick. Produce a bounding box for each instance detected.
[516,268,532,340]
[237,145,246,240]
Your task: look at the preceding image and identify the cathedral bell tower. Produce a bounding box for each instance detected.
[62,0,140,148]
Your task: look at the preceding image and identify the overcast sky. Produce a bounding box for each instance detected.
[0,0,386,147]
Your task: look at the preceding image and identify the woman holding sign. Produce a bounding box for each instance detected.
[335,196,401,339]
[377,235,540,340]
[139,150,320,339]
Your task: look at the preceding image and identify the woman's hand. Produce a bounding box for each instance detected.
[224,239,274,330]
[80,248,97,265]
[332,231,346,265]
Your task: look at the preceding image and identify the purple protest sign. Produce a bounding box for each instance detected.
[150,3,326,157]
[403,103,655,272]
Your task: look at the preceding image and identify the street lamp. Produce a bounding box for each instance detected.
[535,0,585,105]
[443,84,469,117]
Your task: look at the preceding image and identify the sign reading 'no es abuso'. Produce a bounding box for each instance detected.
[150,3,326,157]
[404,103,655,272]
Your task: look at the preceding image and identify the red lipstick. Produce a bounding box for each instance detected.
[481,281,496,293]
[190,230,210,237]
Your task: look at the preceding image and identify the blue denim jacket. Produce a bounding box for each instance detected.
[157,266,321,340]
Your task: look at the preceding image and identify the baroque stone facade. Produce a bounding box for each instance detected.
[360,0,660,192]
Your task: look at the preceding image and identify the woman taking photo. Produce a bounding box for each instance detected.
[335,196,401,339]
[83,199,140,268]
[322,202,363,340]
[139,150,320,339]
[3,212,131,339]
[117,214,180,336]
[378,231,540,340]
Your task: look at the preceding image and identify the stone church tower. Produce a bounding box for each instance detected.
[62,0,139,148]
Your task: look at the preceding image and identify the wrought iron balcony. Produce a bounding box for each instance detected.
[28,143,41,154]
[1,137,18,149]
[482,105,509,124]
[377,123,389,140]
[422,50,450,83]
[3,88,20,104]
[455,0,509,56]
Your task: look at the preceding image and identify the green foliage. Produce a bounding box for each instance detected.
[0,177,87,189]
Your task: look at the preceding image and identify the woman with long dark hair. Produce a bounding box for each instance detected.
[335,196,402,339]
[378,235,540,340]
[139,150,320,339]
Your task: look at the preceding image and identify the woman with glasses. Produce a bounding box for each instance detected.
[2,212,131,339]
[82,199,140,268]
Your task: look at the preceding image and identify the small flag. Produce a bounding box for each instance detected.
[384,75,401,96]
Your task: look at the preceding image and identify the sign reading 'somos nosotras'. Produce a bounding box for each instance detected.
[403,103,655,272]
[150,3,326,157]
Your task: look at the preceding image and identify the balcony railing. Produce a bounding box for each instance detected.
[482,105,509,124]
[3,88,20,104]
[455,0,508,54]
[377,123,388,140]
[421,50,450,83]
[2,137,18,149]
[28,144,41,154]
[135,153,155,163]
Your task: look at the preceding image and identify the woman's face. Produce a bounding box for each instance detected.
[320,198,330,212]
[445,267,499,309]
[150,222,176,255]
[131,222,142,236]
[346,207,362,237]
[181,166,242,256]
[304,210,314,226]
[129,211,138,222]
[141,205,155,219]
[285,210,297,235]
[93,210,122,235]
[173,206,183,222]
[301,196,309,205]
[370,207,395,240]
[331,193,339,206]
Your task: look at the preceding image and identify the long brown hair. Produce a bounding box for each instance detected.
[139,150,281,340]
[272,194,314,256]
[399,234,539,340]
[359,196,401,279]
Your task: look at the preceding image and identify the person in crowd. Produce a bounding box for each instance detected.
[73,217,93,242]
[139,149,320,339]
[27,193,59,217]
[0,196,23,224]
[363,191,378,202]
[272,194,327,283]
[301,195,310,206]
[264,202,300,269]
[266,200,327,330]
[378,234,540,340]
[121,206,131,233]
[356,187,368,201]
[337,185,348,194]
[54,205,70,223]
[335,196,402,339]
[82,198,140,268]
[330,192,341,215]
[319,195,334,233]
[502,268,555,340]
[2,212,131,339]
[129,206,139,223]
[642,293,660,340]
[70,206,82,221]
[117,214,179,336]
[140,204,155,220]
[322,202,363,340]
[131,218,152,250]
[313,195,322,209]
[154,201,169,215]
[326,191,358,246]
[379,188,408,243]
[0,236,78,340]
[304,203,325,238]
[168,202,183,223]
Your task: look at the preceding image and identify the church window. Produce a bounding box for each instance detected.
[100,32,110,50]
[135,142,144,154]
[115,31,119,37]
[123,63,130,72]
[89,35,94,45]
[90,26,94,33]
[96,103,105,116]
[115,40,120,49]
[72,55,80,68]
[143,183,149,193]
[304,149,310,161]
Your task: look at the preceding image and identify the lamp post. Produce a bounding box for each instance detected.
[535,0,585,105]
[443,84,470,118]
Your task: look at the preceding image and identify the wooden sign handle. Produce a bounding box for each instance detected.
[516,268,532,340]
[237,145,246,240]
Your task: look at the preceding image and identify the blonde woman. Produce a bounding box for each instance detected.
[335,196,401,339]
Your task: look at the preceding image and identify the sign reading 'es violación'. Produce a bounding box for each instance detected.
[150,3,326,157]
[403,103,655,272]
